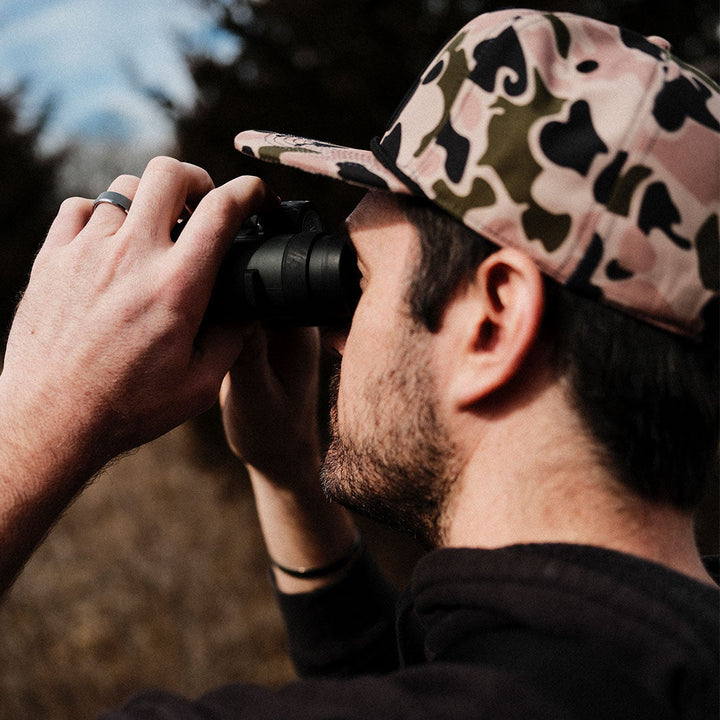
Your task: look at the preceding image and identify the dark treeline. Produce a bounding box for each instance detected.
[170,0,718,547]
[175,0,719,225]
[0,93,63,342]
[1,1,717,333]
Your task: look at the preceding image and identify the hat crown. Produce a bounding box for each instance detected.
[376,9,720,339]
[235,9,719,340]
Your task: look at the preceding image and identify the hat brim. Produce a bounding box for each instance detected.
[235,130,412,195]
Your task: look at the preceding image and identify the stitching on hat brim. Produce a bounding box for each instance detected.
[234,130,412,194]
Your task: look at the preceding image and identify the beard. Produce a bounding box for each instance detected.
[320,323,459,548]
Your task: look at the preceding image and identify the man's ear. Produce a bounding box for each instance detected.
[444,248,545,409]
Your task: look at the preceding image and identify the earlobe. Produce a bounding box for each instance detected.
[449,249,545,409]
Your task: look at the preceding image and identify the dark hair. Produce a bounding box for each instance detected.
[398,194,719,510]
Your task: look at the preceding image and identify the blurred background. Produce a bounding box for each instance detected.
[0,1,717,717]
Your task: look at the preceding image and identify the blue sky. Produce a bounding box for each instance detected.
[0,0,241,151]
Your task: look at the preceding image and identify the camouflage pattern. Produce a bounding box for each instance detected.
[235,9,720,340]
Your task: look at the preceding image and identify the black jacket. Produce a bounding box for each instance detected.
[102,544,719,719]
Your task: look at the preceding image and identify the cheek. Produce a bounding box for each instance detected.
[336,296,393,428]
[335,322,365,432]
[341,294,393,375]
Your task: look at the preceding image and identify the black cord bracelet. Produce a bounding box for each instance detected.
[270,534,363,579]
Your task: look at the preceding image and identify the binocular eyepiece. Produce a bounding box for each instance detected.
[211,201,361,326]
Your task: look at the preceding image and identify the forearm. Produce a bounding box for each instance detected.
[248,459,400,677]
[247,459,359,594]
[274,544,400,678]
[219,327,361,592]
[245,450,400,675]
[0,162,275,593]
[0,390,101,592]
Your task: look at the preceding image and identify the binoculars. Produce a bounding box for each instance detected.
[211,201,361,326]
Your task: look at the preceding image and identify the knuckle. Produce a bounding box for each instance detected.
[112,173,140,186]
[144,156,183,180]
[206,175,268,216]
[191,190,233,223]
[59,196,89,213]
[203,189,236,218]
[106,174,141,198]
[147,155,180,171]
[237,175,267,202]
[198,187,225,211]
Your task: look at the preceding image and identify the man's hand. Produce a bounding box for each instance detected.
[220,325,322,486]
[220,320,358,595]
[1,158,273,470]
[0,157,274,589]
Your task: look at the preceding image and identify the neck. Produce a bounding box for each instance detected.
[443,385,714,586]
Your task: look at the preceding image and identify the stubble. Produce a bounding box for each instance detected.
[320,324,459,548]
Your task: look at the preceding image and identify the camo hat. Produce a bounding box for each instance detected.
[235,8,720,340]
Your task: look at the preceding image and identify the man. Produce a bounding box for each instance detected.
[0,8,717,719]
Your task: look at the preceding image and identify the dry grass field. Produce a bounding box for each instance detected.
[0,407,714,719]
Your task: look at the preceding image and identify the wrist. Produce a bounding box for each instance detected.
[245,460,359,594]
[0,374,107,487]
[270,531,363,580]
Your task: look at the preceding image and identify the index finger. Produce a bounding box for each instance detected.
[124,157,214,243]
[171,175,277,287]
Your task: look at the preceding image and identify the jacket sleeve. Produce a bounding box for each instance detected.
[274,546,400,677]
[97,550,403,719]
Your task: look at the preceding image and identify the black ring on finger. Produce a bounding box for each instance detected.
[92,191,132,214]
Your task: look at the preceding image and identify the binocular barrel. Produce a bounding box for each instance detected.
[211,201,361,326]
